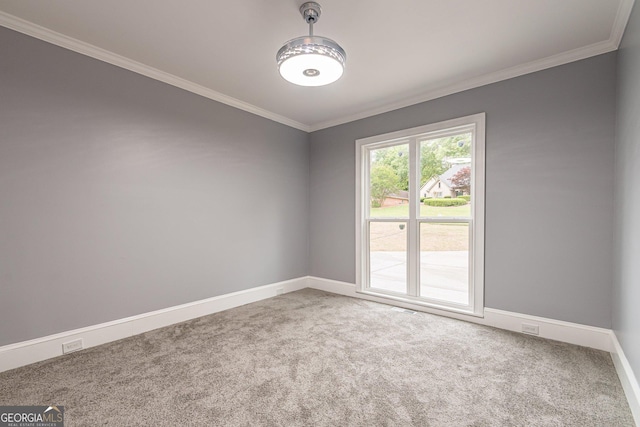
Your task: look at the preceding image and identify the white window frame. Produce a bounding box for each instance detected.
[355,113,485,317]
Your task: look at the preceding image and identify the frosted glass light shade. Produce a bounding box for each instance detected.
[277,36,346,87]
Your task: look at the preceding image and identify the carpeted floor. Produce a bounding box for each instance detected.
[0,289,634,426]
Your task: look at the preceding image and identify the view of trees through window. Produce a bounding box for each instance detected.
[420,133,471,186]
[369,133,472,218]
[367,132,473,305]
[369,143,408,209]
[359,114,484,313]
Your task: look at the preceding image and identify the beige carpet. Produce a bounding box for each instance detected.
[0,289,634,426]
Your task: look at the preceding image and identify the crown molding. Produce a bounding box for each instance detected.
[612,0,636,48]
[308,0,635,132]
[0,11,311,133]
[308,40,619,132]
[1,0,635,134]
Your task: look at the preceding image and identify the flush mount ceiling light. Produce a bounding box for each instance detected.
[277,2,346,87]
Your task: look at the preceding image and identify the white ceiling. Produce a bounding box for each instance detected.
[0,0,635,131]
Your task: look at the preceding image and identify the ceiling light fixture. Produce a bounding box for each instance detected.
[277,2,346,87]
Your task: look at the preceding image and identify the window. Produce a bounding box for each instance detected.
[355,113,485,316]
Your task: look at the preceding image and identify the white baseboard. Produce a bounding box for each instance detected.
[309,275,637,418]
[2,275,631,392]
[483,308,613,352]
[307,276,613,352]
[0,277,308,373]
[611,332,640,426]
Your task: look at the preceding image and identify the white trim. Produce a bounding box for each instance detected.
[356,289,483,318]
[408,141,419,298]
[308,41,616,131]
[612,0,637,49]
[1,0,634,134]
[472,115,486,316]
[0,11,310,133]
[308,0,636,132]
[611,332,640,425]
[0,277,308,373]
[355,142,364,297]
[307,276,613,352]
[355,114,485,316]
[2,273,633,413]
[483,308,613,352]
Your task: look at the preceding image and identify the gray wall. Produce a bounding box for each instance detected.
[0,21,624,347]
[614,3,640,386]
[0,27,309,346]
[309,53,617,328]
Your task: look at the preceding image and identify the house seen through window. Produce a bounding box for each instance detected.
[356,114,485,315]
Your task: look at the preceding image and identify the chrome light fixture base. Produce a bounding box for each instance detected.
[277,2,346,87]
